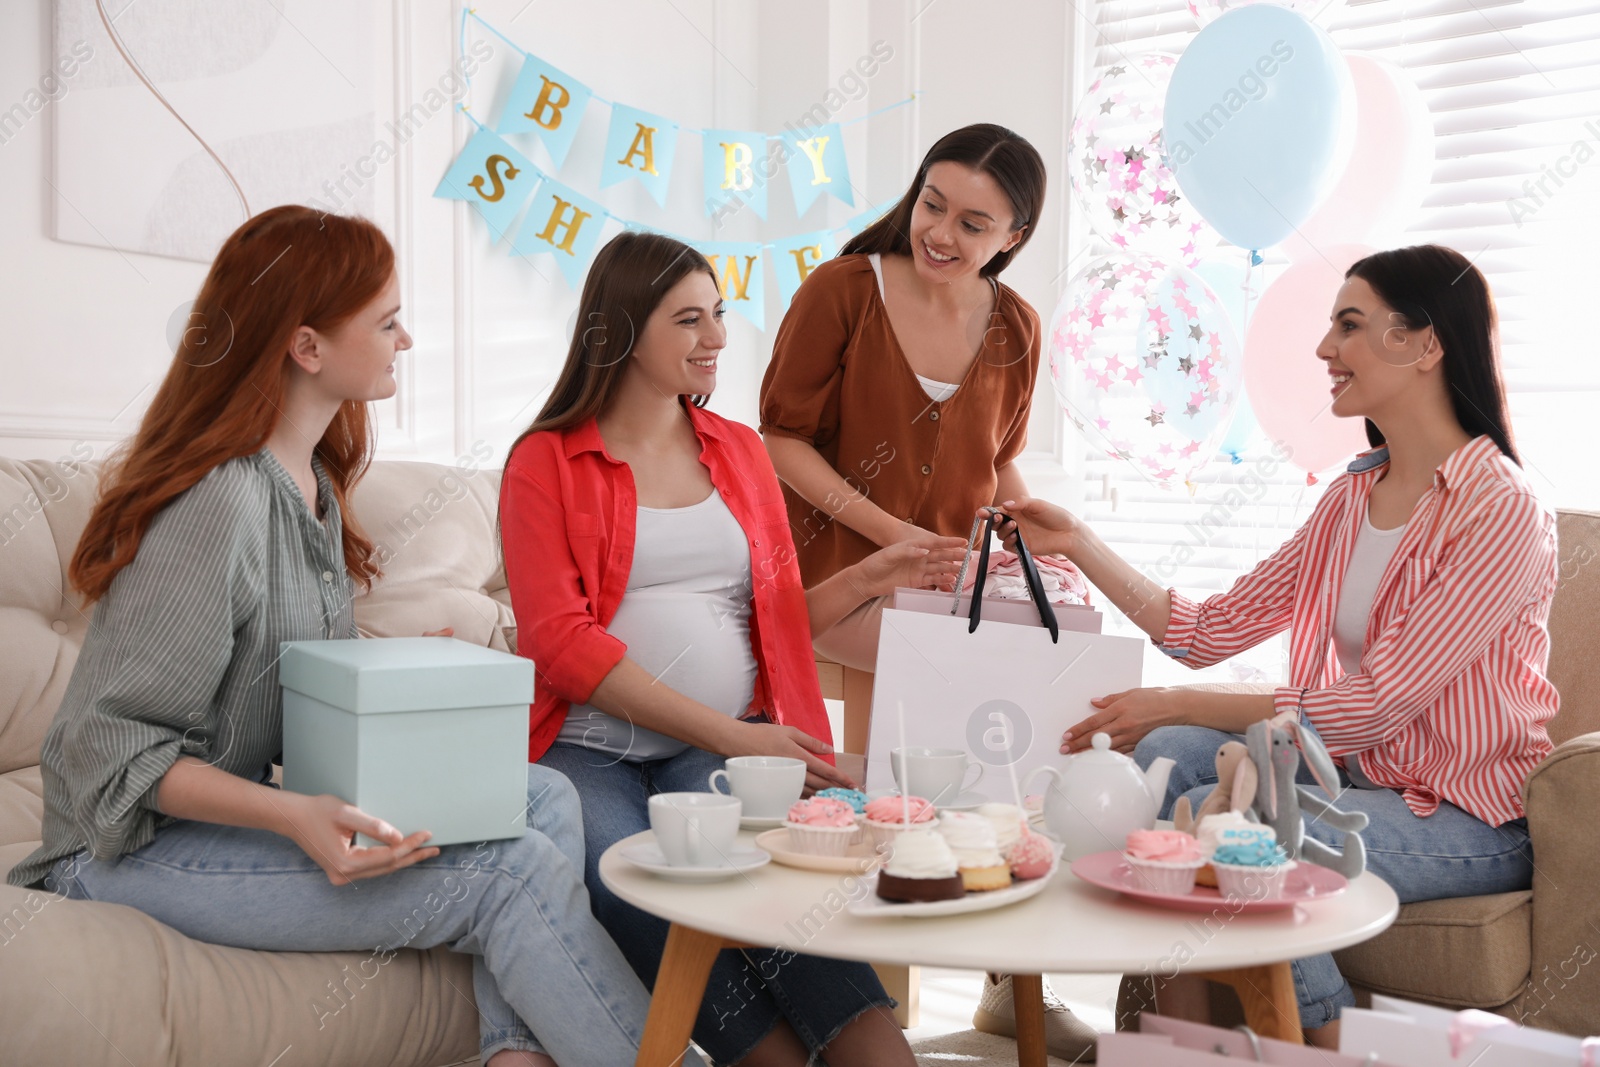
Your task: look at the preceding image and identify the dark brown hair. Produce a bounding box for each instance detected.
[72,206,390,601]
[507,231,718,459]
[841,123,1046,277]
[1346,245,1519,465]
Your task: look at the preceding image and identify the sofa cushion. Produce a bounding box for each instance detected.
[350,461,516,653]
[0,457,101,773]
[1548,510,1600,746]
[1335,891,1532,1008]
[0,881,478,1066]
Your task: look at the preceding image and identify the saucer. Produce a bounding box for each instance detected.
[739,814,788,830]
[619,842,771,883]
[934,790,991,812]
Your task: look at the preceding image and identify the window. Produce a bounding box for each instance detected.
[1070,0,1600,684]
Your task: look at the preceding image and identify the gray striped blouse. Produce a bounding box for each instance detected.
[8,450,356,890]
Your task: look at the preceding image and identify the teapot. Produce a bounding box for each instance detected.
[1024,733,1176,861]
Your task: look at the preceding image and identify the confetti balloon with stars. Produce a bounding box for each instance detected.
[1048,253,1243,489]
[1067,54,1210,262]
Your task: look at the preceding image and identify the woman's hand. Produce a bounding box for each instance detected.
[851,538,967,597]
[278,792,440,886]
[986,498,1082,558]
[730,721,858,792]
[1061,687,1187,755]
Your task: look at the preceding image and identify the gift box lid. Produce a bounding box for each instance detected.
[277,637,534,714]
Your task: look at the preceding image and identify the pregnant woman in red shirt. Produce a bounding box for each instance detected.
[499,231,960,1067]
[998,245,1554,1046]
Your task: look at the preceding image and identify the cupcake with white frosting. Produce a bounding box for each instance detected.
[937,811,1012,892]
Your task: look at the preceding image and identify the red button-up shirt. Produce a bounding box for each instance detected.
[1160,435,1558,825]
[500,403,835,763]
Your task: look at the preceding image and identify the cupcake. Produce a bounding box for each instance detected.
[1211,839,1293,901]
[816,787,869,816]
[863,795,937,850]
[1008,827,1056,881]
[875,828,966,903]
[1123,829,1206,895]
[784,797,858,856]
[976,802,1026,859]
[1195,813,1277,887]
[936,811,1012,892]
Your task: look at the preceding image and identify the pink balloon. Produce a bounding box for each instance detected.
[1283,54,1434,261]
[1243,245,1374,475]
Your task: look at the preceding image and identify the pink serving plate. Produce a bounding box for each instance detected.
[1070,850,1348,913]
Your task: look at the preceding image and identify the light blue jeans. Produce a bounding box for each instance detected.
[47,764,653,1066]
[1134,725,1534,1029]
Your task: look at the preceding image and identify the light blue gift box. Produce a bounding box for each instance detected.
[278,637,533,847]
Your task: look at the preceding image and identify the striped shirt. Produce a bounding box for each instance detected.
[1160,435,1558,825]
[8,451,356,890]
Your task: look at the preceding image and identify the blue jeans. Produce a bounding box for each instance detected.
[1134,725,1534,1030]
[540,739,895,1066]
[48,764,652,1066]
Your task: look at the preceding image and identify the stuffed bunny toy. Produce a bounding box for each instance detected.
[1171,740,1257,833]
[1246,711,1368,878]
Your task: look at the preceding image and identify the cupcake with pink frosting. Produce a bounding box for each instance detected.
[863,795,937,850]
[784,797,859,856]
[1123,829,1206,895]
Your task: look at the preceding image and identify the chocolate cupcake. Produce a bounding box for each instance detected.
[875,828,966,903]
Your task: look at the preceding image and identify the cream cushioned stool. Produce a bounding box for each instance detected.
[0,456,518,1066]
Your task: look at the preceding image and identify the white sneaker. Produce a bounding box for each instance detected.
[972,971,1099,1063]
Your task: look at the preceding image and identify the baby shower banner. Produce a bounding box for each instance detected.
[433,9,910,324]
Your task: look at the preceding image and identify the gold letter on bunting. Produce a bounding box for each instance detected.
[618,124,660,176]
[720,142,754,192]
[796,136,833,186]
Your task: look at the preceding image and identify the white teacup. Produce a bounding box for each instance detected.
[890,746,984,806]
[708,756,806,820]
[648,792,742,868]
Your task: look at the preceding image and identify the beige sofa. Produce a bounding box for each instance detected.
[0,455,516,1066]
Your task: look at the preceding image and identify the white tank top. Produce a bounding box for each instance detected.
[558,488,758,761]
[1332,502,1408,676]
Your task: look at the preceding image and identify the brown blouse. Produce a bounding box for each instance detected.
[759,254,1041,587]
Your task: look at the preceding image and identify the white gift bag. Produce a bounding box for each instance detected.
[1340,995,1600,1067]
[864,512,1143,793]
[1098,1014,1406,1066]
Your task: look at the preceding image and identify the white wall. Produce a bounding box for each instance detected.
[0,0,1087,477]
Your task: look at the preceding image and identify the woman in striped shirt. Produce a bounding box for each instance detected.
[998,245,1554,1045]
[8,207,662,1067]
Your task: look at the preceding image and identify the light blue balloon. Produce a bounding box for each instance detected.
[1163,5,1352,250]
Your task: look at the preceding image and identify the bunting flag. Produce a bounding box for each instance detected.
[702,128,769,221]
[510,175,608,286]
[433,128,541,241]
[780,123,854,216]
[696,241,767,330]
[601,103,679,206]
[496,52,592,168]
[772,228,838,306]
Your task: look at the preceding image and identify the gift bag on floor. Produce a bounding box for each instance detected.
[1098,1014,1405,1065]
[1340,995,1600,1067]
[864,512,1143,793]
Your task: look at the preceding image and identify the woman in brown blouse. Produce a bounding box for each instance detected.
[759,123,1047,671]
[759,124,1099,1060]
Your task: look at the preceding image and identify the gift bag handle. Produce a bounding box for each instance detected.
[965,510,1060,643]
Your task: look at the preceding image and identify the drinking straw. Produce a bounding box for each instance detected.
[896,697,910,826]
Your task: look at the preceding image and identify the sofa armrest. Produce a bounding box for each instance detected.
[1517,729,1600,1031]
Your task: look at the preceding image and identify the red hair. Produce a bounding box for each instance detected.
[71,206,393,602]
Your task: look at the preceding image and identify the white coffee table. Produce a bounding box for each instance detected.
[601,830,1398,1067]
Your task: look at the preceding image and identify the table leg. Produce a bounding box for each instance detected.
[1194,962,1303,1044]
[1011,972,1048,1067]
[637,923,727,1067]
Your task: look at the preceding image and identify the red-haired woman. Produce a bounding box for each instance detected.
[7,207,657,1067]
